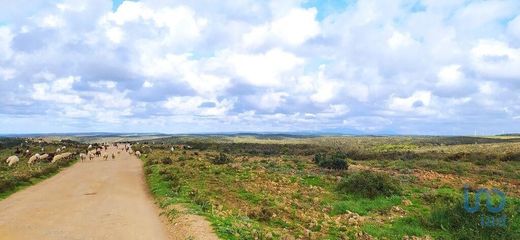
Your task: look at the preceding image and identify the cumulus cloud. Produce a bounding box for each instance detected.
[1,0,520,134]
[471,40,520,80]
[0,27,14,61]
[243,7,320,48]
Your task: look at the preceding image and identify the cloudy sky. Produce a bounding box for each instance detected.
[1,0,519,135]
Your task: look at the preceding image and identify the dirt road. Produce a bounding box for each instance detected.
[0,146,170,240]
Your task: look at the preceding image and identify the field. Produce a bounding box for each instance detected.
[0,138,86,198]
[133,135,520,240]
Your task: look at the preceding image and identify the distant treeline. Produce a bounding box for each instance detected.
[145,140,520,163]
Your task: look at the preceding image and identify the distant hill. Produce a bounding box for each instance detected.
[497,133,520,136]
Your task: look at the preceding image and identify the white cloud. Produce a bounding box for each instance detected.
[388,91,434,114]
[311,80,339,103]
[471,40,520,79]
[106,27,123,43]
[508,15,520,39]
[0,67,16,80]
[387,31,415,50]
[0,27,13,61]
[32,76,82,104]
[164,96,234,116]
[102,2,206,45]
[39,14,65,28]
[243,7,320,48]
[143,80,153,88]
[229,48,304,87]
[256,91,288,112]
[271,8,320,46]
[437,64,465,88]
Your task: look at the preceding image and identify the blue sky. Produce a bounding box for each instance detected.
[1,0,520,135]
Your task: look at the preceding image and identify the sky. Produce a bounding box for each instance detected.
[0,0,520,135]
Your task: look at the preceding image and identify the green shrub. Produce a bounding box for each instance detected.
[499,152,520,161]
[337,170,402,198]
[313,153,326,164]
[318,158,348,170]
[428,199,519,240]
[211,152,232,164]
[313,152,348,170]
[189,190,212,212]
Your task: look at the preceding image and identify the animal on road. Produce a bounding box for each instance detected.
[52,152,72,163]
[80,153,87,162]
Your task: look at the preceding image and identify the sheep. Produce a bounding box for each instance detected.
[102,153,109,161]
[6,156,19,167]
[41,147,44,152]
[88,144,92,149]
[51,152,72,163]
[39,154,49,161]
[88,153,94,160]
[28,153,41,164]
[170,147,175,152]
[79,153,87,162]
[61,146,66,150]
[56,148,62,153]
[135,151,142,157]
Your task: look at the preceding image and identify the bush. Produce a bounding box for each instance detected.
[428,198,519,240]
[318,158,348,170]
[211,152,232,164]
[499,152,520,161]
[314,152,348,170]
[248,206,274,222]
[337,170,402,198]
[161,157,173,164]
[188,189,212,212]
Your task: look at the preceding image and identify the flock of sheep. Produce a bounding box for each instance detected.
[4,142,143,167]
[78,143,142,162]
[5,145,72,167]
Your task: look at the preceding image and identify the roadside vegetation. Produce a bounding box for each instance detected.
[0,138,85,198]
[135,135,520,239]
